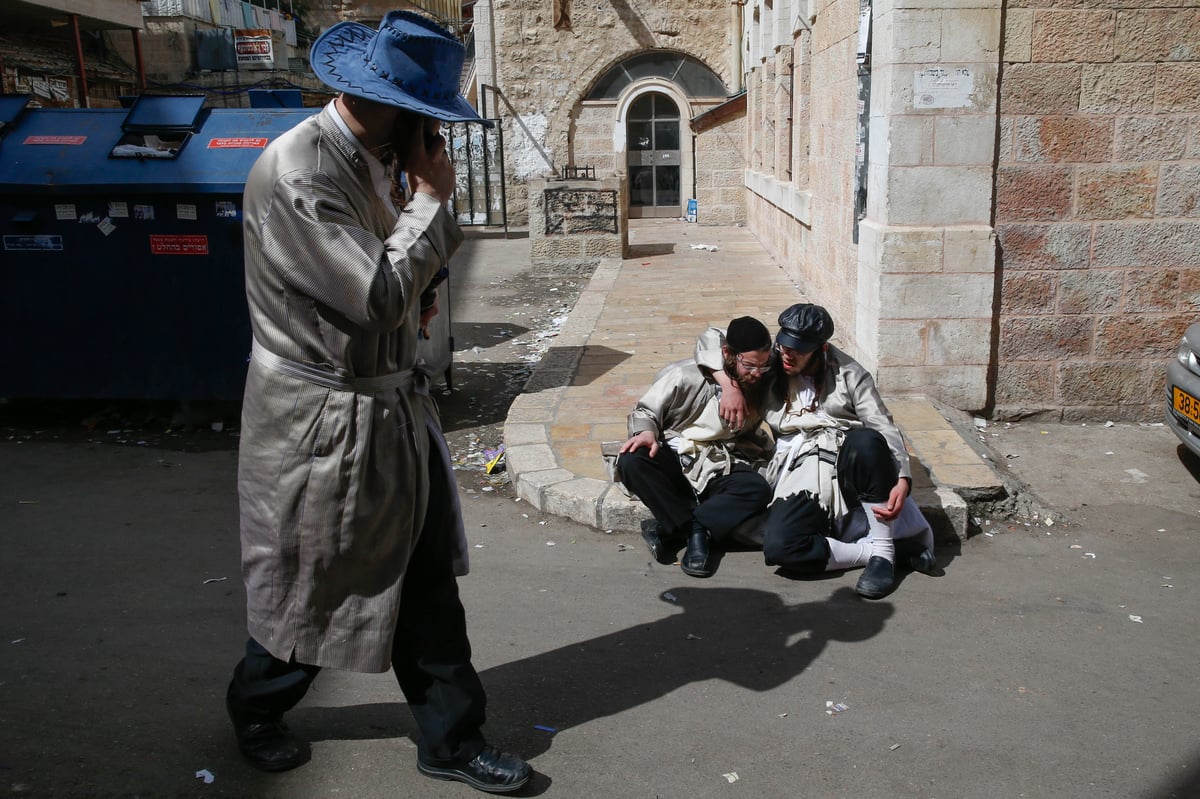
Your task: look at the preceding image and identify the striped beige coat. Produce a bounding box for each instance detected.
[237,105,464,673]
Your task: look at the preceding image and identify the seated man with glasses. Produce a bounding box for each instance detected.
[615,316,776,578]
[697,303,935,599]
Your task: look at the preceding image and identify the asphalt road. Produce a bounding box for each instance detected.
[3,229,1199,798]
[1,421,1199,799]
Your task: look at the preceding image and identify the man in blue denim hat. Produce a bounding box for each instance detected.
[224,11,530,793]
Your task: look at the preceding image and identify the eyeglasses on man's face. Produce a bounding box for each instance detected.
[735,353,772,375]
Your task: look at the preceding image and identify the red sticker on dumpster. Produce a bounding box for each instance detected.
[208,137,269,148]
[150,234,209,255]
[24,135,87,145]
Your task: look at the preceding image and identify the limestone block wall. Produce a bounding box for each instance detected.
[572,100,746,226]
[858,0,1001,411]
[694,113,749,225]
[479,0,733,226]
[747,0,1002,412]
[528,176,629,267]
[994,2,1200,421]
[744,0,864,350]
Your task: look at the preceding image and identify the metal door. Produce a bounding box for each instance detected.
[626,92,681,218]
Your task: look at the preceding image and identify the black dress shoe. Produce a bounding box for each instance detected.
[855,556,895,599]
[680,526,713,578]
[231,718,310,772]
[227,689,310,772]
[641,522,684,565]
[896,538,937,573]
[418,745,532,794]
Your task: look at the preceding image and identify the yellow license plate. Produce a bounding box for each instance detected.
[1174,386,1200,426]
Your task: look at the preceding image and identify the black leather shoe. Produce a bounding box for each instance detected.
[855,555,895,599]
[417,745,532,794]
[231,718,310,772]
[227,690,310,772]
[896,538,937,574]
[641,522,684,565]
[680,526,713,578]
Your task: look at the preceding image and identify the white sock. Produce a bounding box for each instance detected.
[826,538,872,571]
[862,502,895,563]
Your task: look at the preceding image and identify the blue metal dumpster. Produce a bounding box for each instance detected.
[0,94,317,401]
[0,94,455,402]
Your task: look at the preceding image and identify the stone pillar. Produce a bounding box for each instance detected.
[528,175,628,268]
[857,0,1002,410]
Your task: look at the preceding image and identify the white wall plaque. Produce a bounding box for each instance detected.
[913,67,974,109]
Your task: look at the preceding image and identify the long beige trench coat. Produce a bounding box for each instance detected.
[238,105,465,673]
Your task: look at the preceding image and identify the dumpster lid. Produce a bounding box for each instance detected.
[121,94,206,134]
[248,89,303,108]
[0,94,32,135]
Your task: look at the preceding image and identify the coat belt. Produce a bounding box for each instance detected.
[251,338,426,394]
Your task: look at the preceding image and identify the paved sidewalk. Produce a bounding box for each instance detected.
[503,218,1001,542]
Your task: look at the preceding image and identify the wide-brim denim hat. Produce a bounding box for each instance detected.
[310,11,491,127]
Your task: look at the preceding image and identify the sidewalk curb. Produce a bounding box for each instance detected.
[504,248,1001,544]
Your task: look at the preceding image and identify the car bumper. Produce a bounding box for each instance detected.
[1166,359,1200,458]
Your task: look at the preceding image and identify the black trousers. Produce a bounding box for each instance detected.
[616,445,772,543]
[762,427,899,572]
[226,442,487,765]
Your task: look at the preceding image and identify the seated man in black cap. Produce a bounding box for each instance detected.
[697,303,935,599]
[615,316,776,578]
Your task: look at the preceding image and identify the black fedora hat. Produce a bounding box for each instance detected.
[310,11,491,127]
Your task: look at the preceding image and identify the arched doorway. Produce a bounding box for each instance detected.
[626,91,681,218]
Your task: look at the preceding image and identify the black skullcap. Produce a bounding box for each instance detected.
[776,303,834,353]
[726,316,772,354]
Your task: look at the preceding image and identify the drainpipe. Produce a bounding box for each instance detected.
[730,1,744,93]
[132,28,147,93]
[852,1,871,243]
[70,14,90,108]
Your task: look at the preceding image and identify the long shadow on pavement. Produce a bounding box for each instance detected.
[296,585,893,762]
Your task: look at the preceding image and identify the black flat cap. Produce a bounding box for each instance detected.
[776,303,833,352]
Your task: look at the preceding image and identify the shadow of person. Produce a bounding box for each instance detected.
[481,584,891,758]
[292,585,892,768]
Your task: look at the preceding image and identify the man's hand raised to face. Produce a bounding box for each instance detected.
[404,117,455,203]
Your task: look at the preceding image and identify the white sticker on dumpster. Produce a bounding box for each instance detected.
[4,235,63,251]
[108,202,129,219]
[177,204,197,221]
[55,204,76,221]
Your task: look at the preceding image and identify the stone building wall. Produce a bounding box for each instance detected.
[994,2,1200,421]
[572,99,747,226]
[478,0,735,226]
[694,111,748,226]
[745,0,865,351]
